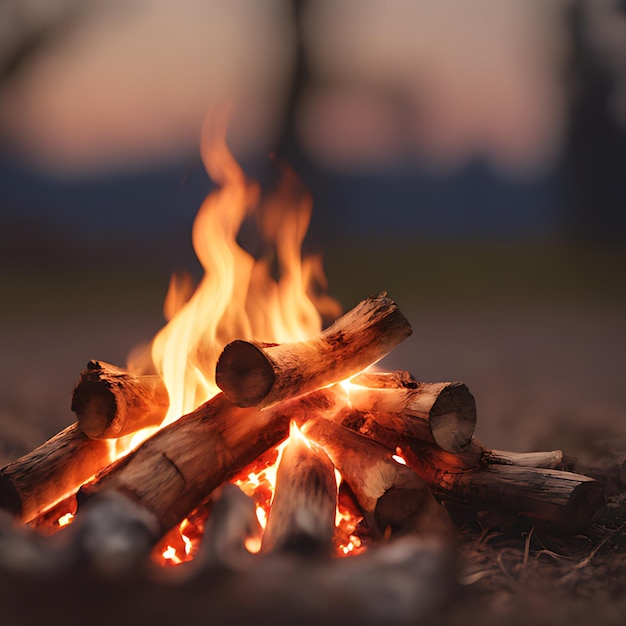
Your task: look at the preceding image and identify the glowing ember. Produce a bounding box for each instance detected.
[161,545,181,564]
[393,447,408,465]
[57,512,74,527]
[255,505,268,530]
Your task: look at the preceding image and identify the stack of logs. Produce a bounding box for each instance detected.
[0,294,605,570]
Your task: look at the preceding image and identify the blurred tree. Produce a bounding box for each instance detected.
[561,0,626,246]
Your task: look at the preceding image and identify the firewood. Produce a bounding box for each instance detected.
[28,494,77,536]
[215,293,412,408]
[68,491,160,576]
[0,424,113,523]
[345,371,476,452]
[261,423,337,555]
[484,448,563,469]
[79,388,343,540]
[335,411,603,532]
[199,484,261,571]
[438,463,603,532]
[71,360,169,439]
[303,417,453,540]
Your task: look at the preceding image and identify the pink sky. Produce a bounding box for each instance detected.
[0,0,588,178]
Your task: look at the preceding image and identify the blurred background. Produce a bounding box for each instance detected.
[0,0,625,463]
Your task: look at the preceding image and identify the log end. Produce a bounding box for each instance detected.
[216,340,275,407]
[71,381,117,439]
[0,473,22,518]
[429,383,477,453]
[563,478,605,533]
[374,486,454,540]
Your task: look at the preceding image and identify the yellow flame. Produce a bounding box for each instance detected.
[255,504,268,530]
[288,419,312,451]
[148,116,334,426]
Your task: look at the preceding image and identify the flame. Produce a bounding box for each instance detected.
[146,116,334,426]
[152,506,209,566]
[122,115,343,566]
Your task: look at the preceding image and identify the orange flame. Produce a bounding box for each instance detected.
[135,115,366,566]
[146,116,338,427]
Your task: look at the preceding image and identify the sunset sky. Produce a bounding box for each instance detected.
[0,0,595,177]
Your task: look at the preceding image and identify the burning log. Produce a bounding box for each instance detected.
[199,484,261,571]
[79,388,343,540]
[215,293,412,408]
[261,423,337,555]
[336,411,603,532]
[71,360,169,439]
[29,494,77,536]
[347,371,477,452]
[0,424,113,523]
[303,418,453,540]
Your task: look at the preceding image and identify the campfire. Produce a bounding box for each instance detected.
[0,120,605,622]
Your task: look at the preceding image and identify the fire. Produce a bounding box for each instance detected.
[147,116,338,427]
[118,115,369,566]
[154,511,208,567]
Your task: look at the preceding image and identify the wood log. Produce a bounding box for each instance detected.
[78,387,344,540]
[215,293,412,408]
[303,417,454,540]
[198,484,261,571]
[335,411,603,532]
[484,448,563,469]
[345,371,476,452]
[71,360,169,439]
[68,491,160,576]
[0,424,113,523]
[261,422,337,555]
[436,463,604,532]
[28,494,77,536]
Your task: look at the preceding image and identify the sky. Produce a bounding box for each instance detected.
[0,0,625,243]
[0,0,575,176]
